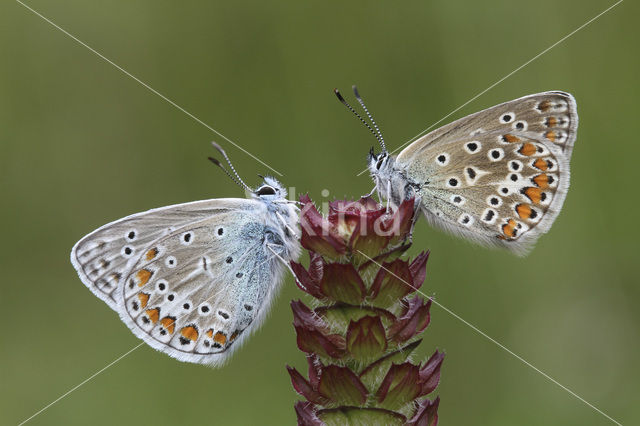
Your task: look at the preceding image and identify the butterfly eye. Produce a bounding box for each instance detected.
[375,157,385,170]
[256,186,276,196]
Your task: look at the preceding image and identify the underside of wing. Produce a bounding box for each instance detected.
[398,92,578,162]
[70,199,252,311]
[117,211,285,366]
[397,92,578,254]
[416,136,569,254]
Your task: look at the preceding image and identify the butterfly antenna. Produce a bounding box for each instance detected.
[334,88,385,151]
[209,142,252,192]
[208,157,245,189]
[352,85,387,152]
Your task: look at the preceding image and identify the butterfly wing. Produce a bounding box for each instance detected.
[71,199,291,366]
[395,92,578,254]
[71,199,250,311]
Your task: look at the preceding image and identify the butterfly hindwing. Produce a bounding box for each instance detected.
[395,92,577,254]
[119,207,286,366]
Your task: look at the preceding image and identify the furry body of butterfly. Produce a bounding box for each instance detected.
[368,91,578,255]
[71,177,300,366]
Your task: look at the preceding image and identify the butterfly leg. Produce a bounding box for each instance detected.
[385,179,392,213]
[361,185,377,199]
[276,211,300,239]
[267,244,308,292]
[274,199,303,208]
[404,196,422,244]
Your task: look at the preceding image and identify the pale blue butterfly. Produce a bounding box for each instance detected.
[335,87,578,255]
[71,143,300,366]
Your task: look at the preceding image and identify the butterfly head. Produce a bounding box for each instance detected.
[208,142,287,201]
[253,176,287,201]
[368,147,393,178]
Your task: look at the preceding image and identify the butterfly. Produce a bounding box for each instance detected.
[70,143,300,366]
[335,87,578,255]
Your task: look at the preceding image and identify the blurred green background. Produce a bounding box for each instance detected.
[2,0,638,424]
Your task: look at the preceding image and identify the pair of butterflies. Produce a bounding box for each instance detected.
[71,90,578,366]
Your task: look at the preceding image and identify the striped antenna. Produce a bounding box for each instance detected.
[352,85,387,152]
[209,142,252,192]
[334,88,386,152]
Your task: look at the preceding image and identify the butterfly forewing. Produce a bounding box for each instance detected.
[71,199,245,310]
[397,92,577,160]
[395,92,577,254]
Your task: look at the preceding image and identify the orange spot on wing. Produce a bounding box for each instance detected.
[502,219,517,238]
[206,329,214,338]
[161,317,176,334]
[230,331,239,342]
[516,204,532,219]
[145,308,159,324]
[533,158,548,171]
[523,187,543,204]
[181,326,199,341]
[145,248,158,261]
[545,117,557,127]
[533,174,551,189]
[537,100,551,112]
[545,130,556,142]
[214,331,227,345]
[137,293,150,309]
[502,134,520,143]
[519,143,537,156]
[136,269,152,287]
